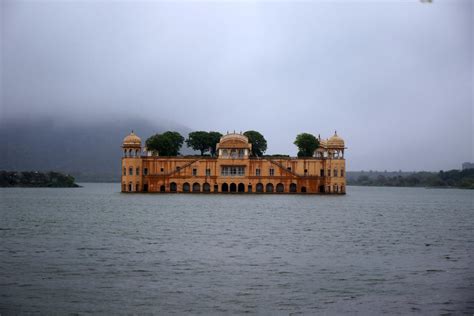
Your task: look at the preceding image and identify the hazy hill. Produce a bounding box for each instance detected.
[0,117,193,182]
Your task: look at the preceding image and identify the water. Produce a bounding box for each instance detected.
[0,184,473,314]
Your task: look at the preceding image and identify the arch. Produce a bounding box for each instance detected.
[230,183,237,192]
[341,185,345,193]
[182,182,190,192]
[143,183,148,192]
[135,183,140,191]
[290,183,297,193]
[160,185,165,192]
[203,183,211,192]
[319,185,325,193]
[238,183,245,192]
[192,182,201,192]
[128,182,132,192]
[170,182,177,192]
[256,183,264,193]
[247,184,253,193]
[301,186,307,193]
[276,183,284,193]
[213,184,219,192]
[222,183,229,192]
[122,183,126,191]
[266,183,274,193]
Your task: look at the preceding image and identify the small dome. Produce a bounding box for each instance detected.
[327,131,345,148]
[123,131,141,146]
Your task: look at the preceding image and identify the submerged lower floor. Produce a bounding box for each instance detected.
[122,177,346,194]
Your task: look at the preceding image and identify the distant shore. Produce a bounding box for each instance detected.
[0,171,80,188]
[347,169,474,190]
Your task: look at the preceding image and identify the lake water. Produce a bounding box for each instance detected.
[0,184,473,314]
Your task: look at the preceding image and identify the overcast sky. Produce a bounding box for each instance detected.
[1,0,472,171]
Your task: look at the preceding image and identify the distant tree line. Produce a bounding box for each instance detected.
[0,171,79,187]
[145,130,321,157]
[347,169,474,189]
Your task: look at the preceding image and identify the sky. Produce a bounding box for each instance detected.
[1,0,472,171]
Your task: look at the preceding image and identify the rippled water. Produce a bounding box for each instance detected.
[0,184,473,314]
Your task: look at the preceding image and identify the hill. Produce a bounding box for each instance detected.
[0,117,193,182]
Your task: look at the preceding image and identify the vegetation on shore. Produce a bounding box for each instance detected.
[347,169,474,189]
[0,171,80,187]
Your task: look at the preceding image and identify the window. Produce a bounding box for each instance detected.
[256,168,261,176]
[327,169,331,177]
[320,169,324,177]
[160,167,164,172]
[206,169,211,176]
[192,168,197,176]
[341,169,344,177]
[143,168,148,175]
[304,169,308,176]
[221,166,245,176]
[123,168,126,176]
[176,166,181,171]
[269,168,275,176]
[287,167,291,171]
[136,167,140,176]
[129,167,133,176]
[334,169,338,177]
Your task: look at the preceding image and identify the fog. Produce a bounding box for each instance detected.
[1,0,472,171]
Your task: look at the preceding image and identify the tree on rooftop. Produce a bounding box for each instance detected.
[186,131,212,155]
[294,133,319,157]
[208,131,223,156]
[146,131,184,156]
[244,130,267,157]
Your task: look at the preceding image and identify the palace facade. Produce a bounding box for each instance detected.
[121,132,346,194]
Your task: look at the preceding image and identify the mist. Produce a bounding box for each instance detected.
[1,0,472,171]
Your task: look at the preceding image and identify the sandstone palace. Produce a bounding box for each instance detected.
[121,132,346,194]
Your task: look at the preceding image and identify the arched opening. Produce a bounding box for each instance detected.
[266,183,274,193]
[183,182,190,192]
[276,183,284,193]
[170,182,177,192]
[122,183,126,191]
[193,182,201,192]
[160,185,165,192]
[256,183,264,193]
[341,185,345,193]
[247,184,253,193]
[203,183,211,192]
[222,183,229,192]
[238,183,245,192]
[213,184,219,192]
[319,185,325,193]
[143,184,148,192]
[230,183,237,192]
[301,186,307,193]
[290,183,297,193]
[128,183,132,192]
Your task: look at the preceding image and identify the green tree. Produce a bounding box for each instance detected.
[243,130,267,157]
[208,131,223,156]
[186,131,211,155]
[146,131,184,156]
[294,133,319,157]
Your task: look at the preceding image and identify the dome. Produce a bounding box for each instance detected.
[327,131,345,148]
[123,131,141,147]
[216,132,251,150]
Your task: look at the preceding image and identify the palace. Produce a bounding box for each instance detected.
[121,132,346,194]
